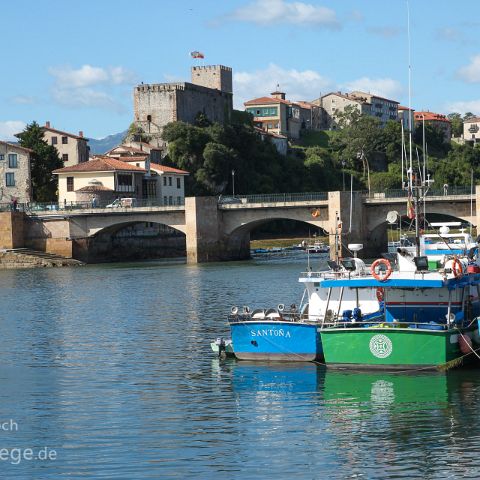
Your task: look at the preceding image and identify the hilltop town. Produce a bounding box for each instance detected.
[0,63,478,208]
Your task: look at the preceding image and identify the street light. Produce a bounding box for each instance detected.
[341,160,346,191]
[232,169,235,197]
[357,150,371,197]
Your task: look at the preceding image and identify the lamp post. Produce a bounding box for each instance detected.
[342,160,346,191]
[232,169,235,197]
[357,150,371,197]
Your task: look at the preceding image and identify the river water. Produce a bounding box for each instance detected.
[1,254,480,479]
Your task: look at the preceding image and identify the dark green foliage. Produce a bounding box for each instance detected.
[15,121,63,202]
[163,120,310,195]
[447,112,463,137]
[123,122,151,143]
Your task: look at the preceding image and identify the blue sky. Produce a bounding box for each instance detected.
[2,0,480,141]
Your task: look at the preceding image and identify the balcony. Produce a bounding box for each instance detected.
[116,185,135,193]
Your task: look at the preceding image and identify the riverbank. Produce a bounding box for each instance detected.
[251,236,329,249]
[0,249,84,269]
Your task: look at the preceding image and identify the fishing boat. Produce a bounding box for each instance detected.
[305,240,330,254]
[318,250,480,370]
[225,305,322,361]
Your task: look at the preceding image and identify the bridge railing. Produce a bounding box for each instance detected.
[362,186,473,199]
[0,198,185,213]
[218,192,329,205]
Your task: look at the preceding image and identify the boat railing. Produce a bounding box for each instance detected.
[328,319,453,330]
[227,311,312,324]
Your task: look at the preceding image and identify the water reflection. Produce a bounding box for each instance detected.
[223,361,480,478]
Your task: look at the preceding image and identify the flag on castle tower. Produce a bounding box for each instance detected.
[190,51,205,59]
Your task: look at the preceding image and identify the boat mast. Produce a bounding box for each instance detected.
[406,0,420,257]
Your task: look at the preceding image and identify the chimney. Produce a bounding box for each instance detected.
[46,121,50,128]
[79,131,83,137]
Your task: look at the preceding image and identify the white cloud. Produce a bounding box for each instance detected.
[48,65,137,89]
[51,88,126,113]
[445,100,480,115]
[234,63,332,108]
[229,0,340,28]
[458,55,480,83]
[48,64,137,113]
[0,121,27,141]
[436,27,462,43]
[10,95,37,105]
[341,77,403,100]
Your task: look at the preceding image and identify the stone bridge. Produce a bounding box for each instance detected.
[1,188,479,263]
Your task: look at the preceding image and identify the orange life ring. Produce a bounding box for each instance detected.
[370,258,392,282]
[311,209,320,218]
[376,287,385,302]
[452,258,464,279]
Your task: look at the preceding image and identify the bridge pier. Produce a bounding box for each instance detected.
[0,212,25,249]
[327,191,382,258]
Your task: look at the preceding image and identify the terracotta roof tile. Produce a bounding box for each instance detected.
[244,96,290,106]
[52,156,146,174]
[150,163,189,175]
[0,141,34,153]
[414,111,450,123]
[41,126,88,141]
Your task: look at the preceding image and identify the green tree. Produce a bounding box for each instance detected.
[15,121,62,202]
[123,122,151,143]
[447,112,463,137]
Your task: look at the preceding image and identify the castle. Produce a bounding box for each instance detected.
[133,65,233,147]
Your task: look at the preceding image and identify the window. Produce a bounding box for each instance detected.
[117,174,132,186]
[67,177,74,192]
[62,154,69,163]
[5,173,15,186]
[8,154,17,168]
[0,154,4,161]
[169,196,173,205]
[62,136,68,144]
[176,177,181,188]
[51,136,57,145]
[163,177,167,186]
[163,195,168,204]
[168,177,172,186]
[177,196,181,205]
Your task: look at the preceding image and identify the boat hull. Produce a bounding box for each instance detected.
[321,325,477,370]
[230,321,321,361]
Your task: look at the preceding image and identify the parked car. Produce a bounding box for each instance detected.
[106,198,137,208]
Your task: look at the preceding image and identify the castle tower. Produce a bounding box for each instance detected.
[191,65,233,94]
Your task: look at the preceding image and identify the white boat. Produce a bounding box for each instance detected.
[305,240,330,254]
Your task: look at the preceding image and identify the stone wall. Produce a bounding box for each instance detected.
[0,143,31,204]
[191,65,233,93]
[133,81,232,146]
[0,212,25,249]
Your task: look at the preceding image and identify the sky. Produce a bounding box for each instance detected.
[2,0,480,141]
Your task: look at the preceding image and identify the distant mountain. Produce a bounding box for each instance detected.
[88,130,127,155]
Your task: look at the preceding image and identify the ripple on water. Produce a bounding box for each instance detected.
[1,260,480,478]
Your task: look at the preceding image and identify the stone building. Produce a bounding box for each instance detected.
[42,121,90,167]
[314,91,399,129]
[244,90,322,139]
[414,111,452,143]
[133,65,233,147]
[0,141,32,205]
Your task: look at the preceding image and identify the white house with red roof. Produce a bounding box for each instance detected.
[42,121,89,168]
[106,143,189,204]
[53,156,147,204]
